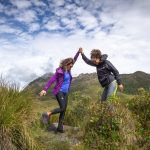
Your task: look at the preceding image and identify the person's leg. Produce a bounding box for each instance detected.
[101,87,108,101]
[57,93,68,132]
[41,91,66,125]
[105,80,118,114]
[51,91,67,115]
[101,80,117,102]
[107,80,118,99]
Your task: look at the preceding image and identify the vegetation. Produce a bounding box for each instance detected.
[0,78,40,150]
[61,89,149,150]
[1,71,150,150]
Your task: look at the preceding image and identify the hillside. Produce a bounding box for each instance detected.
[1,71,150,150]
[121,71,150,94]
[25,71,150,98]
[24,71,150,149]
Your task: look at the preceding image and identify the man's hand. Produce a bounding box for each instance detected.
[118,84,124,92]
[39,90,47,96]
[79,47,83,54]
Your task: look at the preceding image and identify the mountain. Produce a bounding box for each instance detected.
[121,71,150,94]
[24,71,150,98]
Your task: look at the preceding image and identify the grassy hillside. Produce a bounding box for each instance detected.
[25,71,150,99]
[30,88,150,150]
[1,71,150,150]
[0,79,40,150]
[121,71,150,94]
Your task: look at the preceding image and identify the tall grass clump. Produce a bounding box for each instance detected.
[0,78,40,150]
[82,97,141,150]
[127,88,150,149]
[128,88,150,130]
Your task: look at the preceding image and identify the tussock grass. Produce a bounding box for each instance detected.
[0,78,40,150]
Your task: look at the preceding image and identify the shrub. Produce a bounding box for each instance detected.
[127,88,150,149]
[128,88,150,130]
[83,98,140,150]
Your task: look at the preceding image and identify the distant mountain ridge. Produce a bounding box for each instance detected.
[25,71,150,97]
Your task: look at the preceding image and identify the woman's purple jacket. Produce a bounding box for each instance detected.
[43,52,80,95]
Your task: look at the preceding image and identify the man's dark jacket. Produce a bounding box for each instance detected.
[81,53,122,87]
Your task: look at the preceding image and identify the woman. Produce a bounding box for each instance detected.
[79,48,124,101]
[39,50,79,133]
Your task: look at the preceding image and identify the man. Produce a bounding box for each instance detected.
[79,48,124,101]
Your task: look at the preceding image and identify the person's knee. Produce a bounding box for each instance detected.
[108,81,117,96]
[60,107,66,112]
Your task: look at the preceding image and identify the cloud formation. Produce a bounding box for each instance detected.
[0,0,150,88]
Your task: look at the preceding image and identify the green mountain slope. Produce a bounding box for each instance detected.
[25,71,150,98]
[121,71,150,94]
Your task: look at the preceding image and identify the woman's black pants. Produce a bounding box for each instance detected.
[51,91,68,130]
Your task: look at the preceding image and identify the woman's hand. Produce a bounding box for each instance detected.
[39,90,47,96]
[118,84,124,92]
[79,47,83,54]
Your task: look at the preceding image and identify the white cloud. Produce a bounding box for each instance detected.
[77,7,98,29]
[54,7,69,17]
[1,2,38,25]
[0,24,21,34]
[10,0,32,9]
[2,7,18,17]
[29,22,40,32]
[45,20,61,30]
[15,9,37,23]
[0,3,5,12]
[1,30,150,89]
[113,10,150,40]
[53,0,65,7]
[31,0,46,7]
[0,40,54,88]
[61,18,77,29]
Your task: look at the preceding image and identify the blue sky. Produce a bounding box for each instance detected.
[0,0,150,88]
